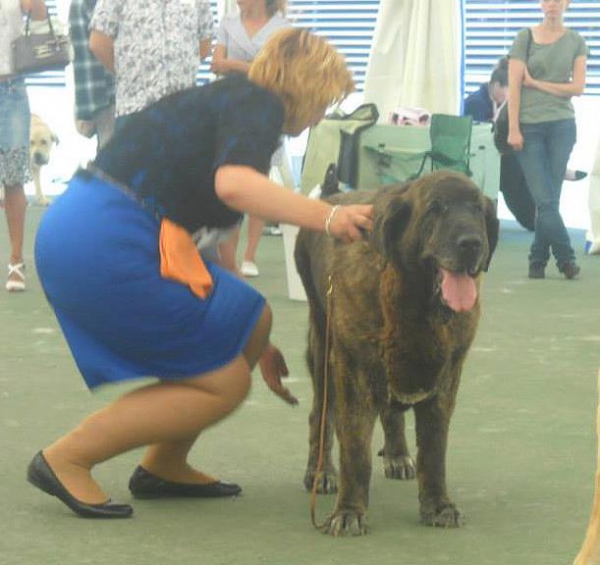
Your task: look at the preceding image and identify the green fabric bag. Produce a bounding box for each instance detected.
[300,103,379,194]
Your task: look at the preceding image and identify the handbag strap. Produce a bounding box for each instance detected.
[23,2,56,38]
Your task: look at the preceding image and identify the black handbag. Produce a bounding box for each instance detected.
[11,8,70,75]
[493,28,532,154]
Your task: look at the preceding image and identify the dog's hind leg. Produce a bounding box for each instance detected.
[379,401,416,480]
[304,323,338,494]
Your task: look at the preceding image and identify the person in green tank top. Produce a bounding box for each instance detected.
[507,0,588,280]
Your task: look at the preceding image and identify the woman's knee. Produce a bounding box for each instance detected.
[184,356,252,412]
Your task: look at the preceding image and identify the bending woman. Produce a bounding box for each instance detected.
[27,28,373,519]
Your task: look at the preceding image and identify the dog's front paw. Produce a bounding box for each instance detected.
[420,502,464,528]
[383,455,416,480]
[321,510,369,536]
[304,468,338,494]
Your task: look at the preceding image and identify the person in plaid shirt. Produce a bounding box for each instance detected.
[69,0,115,149]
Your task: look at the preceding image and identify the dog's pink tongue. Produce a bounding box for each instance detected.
[440,268,477,312]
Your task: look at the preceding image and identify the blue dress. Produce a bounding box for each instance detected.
[35,76,283,389]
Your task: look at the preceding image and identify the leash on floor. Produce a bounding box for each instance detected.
[310,275,334,531]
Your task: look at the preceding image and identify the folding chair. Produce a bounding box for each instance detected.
[411,113,473,179]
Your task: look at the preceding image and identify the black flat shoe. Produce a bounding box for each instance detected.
[128,466,242,499]
[27,451,133,519]
[558,261,581,280]
[528,263,545,279]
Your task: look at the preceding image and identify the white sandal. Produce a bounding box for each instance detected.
[6,263,26,292]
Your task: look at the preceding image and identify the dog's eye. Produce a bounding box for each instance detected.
[428,201,447,215]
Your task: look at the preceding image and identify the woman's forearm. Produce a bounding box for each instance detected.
[215,165,331,231]
[89,31,115,73]
[524,56,586,98]
[528,79,583,98]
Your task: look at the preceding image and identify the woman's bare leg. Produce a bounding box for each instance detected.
[4,183,27,265]
[42,305,272,504]
[138,305,273,483]
[243,215,265,264]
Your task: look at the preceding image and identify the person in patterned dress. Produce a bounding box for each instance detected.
[89,0,214,129]
[211,0,292,278]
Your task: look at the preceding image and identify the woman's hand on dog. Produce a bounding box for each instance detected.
[327,204,374,243]
[259,343,298,405]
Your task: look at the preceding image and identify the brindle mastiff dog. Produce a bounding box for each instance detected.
[294,170,499,536]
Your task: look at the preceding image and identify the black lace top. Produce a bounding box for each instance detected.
[92,75,284,232]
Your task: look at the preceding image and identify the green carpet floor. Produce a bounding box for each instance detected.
[1,205,599,565]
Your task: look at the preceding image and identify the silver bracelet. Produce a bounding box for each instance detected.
[325,205,341,238]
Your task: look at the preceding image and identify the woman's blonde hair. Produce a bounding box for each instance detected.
[248,28,355,133]
[266,0,286,16]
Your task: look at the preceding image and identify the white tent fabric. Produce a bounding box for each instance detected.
[363,0,461,122]
[586,135,600,254]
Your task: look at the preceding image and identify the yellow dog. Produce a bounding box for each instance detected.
[30,114,59,206]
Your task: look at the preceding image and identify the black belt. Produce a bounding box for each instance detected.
[82,164,164,221]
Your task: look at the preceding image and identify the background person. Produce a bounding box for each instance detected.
[69,0,115,150]
[89,0,214,129]
[27,29,373,520]
[211,0,291,278]
[0,0,47,292]
[507,0,588,280]
[463,56,508,122]
[463,57,536,232]
[463,51,585,234]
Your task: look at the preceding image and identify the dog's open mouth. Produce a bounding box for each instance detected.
[438,268,478,313]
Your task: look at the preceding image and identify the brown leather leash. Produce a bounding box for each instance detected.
[310,275,334,530]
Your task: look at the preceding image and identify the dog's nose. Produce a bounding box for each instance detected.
[457,234,482,256]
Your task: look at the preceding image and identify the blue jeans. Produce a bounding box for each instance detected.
[516,118,576,267]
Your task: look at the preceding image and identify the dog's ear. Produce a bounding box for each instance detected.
[483,195,499,271]
[370,187,412,261]
[51,132,60,145]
